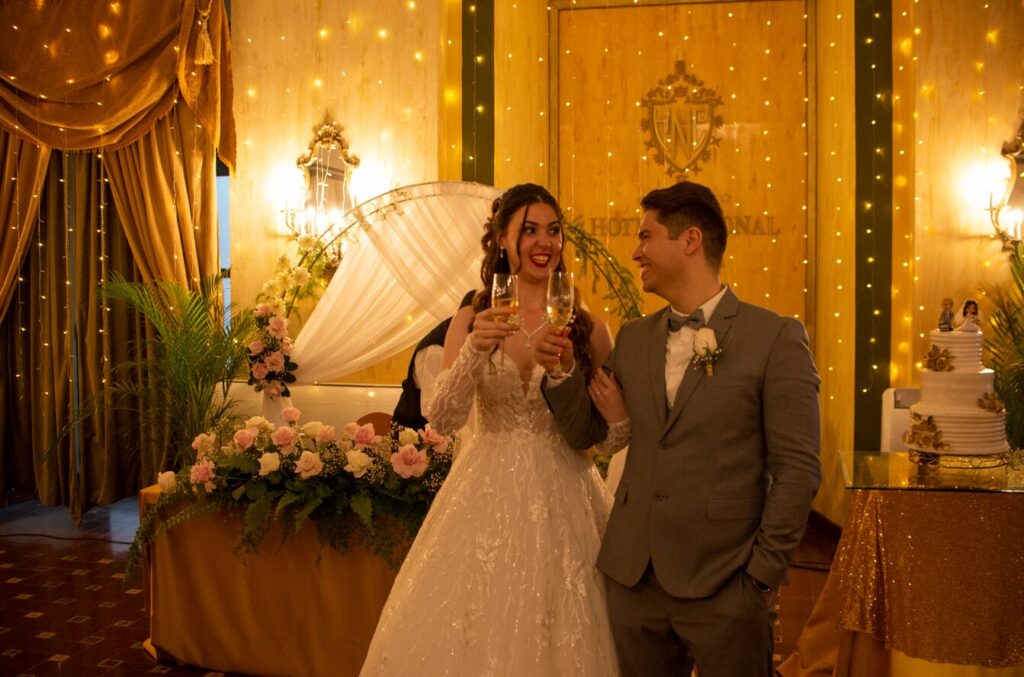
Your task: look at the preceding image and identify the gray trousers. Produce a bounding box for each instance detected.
[606,562,775,677]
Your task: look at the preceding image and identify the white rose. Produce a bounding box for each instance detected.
[258,452,281,476]
[157,471,177,494]
[245,416,269,430]
[693,327,718,355]
[398,428,420,447]
[344,450,374,478]
[302,421,325,438]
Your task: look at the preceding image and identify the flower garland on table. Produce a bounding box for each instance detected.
[126,409,455,580]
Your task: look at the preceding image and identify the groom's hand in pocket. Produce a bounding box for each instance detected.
[533,325,574,375]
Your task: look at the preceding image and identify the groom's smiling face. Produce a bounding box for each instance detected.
[632,211,684,296]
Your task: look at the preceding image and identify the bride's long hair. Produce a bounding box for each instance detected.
[473,183,597,377]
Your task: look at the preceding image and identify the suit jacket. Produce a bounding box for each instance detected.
[543,288,821,598]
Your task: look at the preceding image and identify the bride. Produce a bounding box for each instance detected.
[360,184,629,676]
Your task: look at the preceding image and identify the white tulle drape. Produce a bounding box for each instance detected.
[290,181,501,383]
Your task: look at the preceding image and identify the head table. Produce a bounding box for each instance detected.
[139,485,401,677]
[778,450,1024,677]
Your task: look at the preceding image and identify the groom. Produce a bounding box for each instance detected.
[536,181,821,676]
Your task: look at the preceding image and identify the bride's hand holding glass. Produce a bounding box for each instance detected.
[469,306,517,353]
[531,324,574,375]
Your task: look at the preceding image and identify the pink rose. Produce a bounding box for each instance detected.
[264,383,282,400]
[189,459,217,492]
[315,425,336,443]
[353,423,376,448]
[265,351,286,373]
[233,428,256,450]
[271,426,297,450]
[255,303,272,317]
[191,432,215,457]
[281,407,301,423]
[391,444,428,478]
[420,425,448,452]
[294,450,323,479]
[248,340,266,356]
[267,315,289,340]
[281,337,293,356]
[251,362,269,380]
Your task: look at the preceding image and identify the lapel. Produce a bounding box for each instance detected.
[663,288,740,434]
[646,307,670,429]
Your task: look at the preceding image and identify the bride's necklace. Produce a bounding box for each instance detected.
[519,316,549,348]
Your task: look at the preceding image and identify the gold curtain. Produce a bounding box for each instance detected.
[0,129,50,319]
[106,101,219,286]
[0,0,235,169]
[0,152,145,520]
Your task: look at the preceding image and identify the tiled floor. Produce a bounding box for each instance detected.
[0,495,835,676]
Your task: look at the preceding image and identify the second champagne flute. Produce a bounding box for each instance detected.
[546,271,575,377]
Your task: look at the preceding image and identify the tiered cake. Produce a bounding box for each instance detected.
[903,329,1008,455]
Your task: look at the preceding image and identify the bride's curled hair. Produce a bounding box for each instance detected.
[474,183,598,377]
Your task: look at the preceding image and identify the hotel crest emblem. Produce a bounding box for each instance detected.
[641,61,724,178]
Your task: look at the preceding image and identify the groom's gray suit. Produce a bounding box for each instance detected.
[543,287,821,674]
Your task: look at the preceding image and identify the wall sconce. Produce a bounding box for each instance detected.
[990,125,1024,251]
[283,116,362,278]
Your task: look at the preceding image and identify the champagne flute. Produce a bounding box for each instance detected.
[492,273,519,365]
[546,271,575,377]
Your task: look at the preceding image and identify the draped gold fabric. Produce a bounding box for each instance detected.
[0,0,235,169]
[779,489,1024,676]
[0,129,49,320]
[106,102,218,286]
[0,152,145,521]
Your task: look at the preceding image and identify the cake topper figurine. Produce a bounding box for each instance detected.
[938,297,955,332]
[955,298,980,332]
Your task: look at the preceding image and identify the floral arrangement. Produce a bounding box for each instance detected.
[902,411,951,452]
[925,345,956,372]
[691,327,724,376]
[247,300,299,399]
[978,392,1006,413]
[126,408,455,579]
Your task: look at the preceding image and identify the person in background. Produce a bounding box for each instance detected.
[391,290,476,431]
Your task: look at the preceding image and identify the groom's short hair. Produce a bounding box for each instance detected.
[641,181,727,269]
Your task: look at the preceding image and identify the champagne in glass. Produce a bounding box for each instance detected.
[491,273,520,325]
[546,271,575,376]
[492,274,519,366]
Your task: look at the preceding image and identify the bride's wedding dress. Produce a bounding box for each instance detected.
[360,341,626,676]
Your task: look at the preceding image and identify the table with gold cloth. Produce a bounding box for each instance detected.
[139,485,399,677]
[779,452,1024,677]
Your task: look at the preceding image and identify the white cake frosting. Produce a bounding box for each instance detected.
[905,329,1008,455]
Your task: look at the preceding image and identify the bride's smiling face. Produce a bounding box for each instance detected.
[501,202,563,283]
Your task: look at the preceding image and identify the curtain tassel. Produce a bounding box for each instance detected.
[194,6,214,66]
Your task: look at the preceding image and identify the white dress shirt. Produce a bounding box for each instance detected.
[665,285,728,408]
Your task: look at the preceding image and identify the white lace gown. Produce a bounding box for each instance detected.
[360,341,626,677]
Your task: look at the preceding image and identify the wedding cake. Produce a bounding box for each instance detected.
[903,328,1008,455]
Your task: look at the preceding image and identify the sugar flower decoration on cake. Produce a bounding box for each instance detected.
[924,345,956,372]
[902,412,951,452]
[978,392,1006,413]
[691,327,725,377]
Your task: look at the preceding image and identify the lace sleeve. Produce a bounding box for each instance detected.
[427,340,490,436]
[594,419,631,455]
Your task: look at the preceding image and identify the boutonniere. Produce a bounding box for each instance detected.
[691,327,724,376]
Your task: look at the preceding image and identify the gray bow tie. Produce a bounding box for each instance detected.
[667,308,704,332]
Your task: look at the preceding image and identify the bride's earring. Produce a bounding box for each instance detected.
[496,246,510,274]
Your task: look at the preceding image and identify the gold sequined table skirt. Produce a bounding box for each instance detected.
[139,485,400,677]
[779,489,1024,676]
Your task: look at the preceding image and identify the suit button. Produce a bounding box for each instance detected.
[654,491,667,502]
[659,442,668,449]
